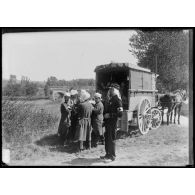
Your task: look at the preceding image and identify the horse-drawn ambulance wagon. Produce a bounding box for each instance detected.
[94,62,162,135]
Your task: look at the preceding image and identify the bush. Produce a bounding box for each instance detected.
[44,84,50,97]
[2,99,59,147]
[25,82,39,96]
[3,83,22,96]
[3,82,39,97]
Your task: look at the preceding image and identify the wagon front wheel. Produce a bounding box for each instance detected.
[151,108,162,130]
[137,98,152,135]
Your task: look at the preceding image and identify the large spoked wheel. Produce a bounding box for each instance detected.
[137,98,152,135]
[151,108,162,130]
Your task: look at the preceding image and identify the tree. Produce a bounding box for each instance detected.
[25,82,38,96]
[20,76,30,95]
[3,83,22,96]
[44,84,50,97]
[46,76,58,86]
[3,79,38,97]
[129,30,189,91]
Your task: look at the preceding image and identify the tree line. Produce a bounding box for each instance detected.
[45,76,95,87]
[129,30,189,92]
[3,75,95,97]
[44,76,95,96]
[3,76,39,97]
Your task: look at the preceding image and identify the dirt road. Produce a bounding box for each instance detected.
[10,116,189,166]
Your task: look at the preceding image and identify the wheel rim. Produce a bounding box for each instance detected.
[138,99,151,135]
[151,108,162,129]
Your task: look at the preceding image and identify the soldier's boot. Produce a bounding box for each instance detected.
[79,141,84,151]
[93,136,98,147]
[100,135,105,145]
[88,141,91,150]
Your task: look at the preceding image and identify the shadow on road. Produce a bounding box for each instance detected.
[49,143,78,154]
[35,131,130,155]
[35,134,61,147]
[35,133,78,154]
[63,157,104,166]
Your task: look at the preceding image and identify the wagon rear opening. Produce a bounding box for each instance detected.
[95,69,129,110]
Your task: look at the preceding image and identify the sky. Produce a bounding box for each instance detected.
[2,30,137,81]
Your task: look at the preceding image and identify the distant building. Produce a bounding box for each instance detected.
[9,75,17,84]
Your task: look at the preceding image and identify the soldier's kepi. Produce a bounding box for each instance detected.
[100,83,123,161]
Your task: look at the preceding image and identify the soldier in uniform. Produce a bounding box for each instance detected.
[100,83,123,161]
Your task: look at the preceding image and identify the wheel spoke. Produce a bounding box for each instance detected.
[142,120,145,132]
[139,118,142,130]
[144,118,147,132]
[150,108,162,130]
[138,99,151,134]
[141,118,144,132]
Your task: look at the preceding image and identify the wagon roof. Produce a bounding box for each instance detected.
[94,62,151,73]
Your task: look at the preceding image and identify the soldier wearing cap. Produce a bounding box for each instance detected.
[57,92,72,145]
[92,92,104,147]
[100,83,123,161]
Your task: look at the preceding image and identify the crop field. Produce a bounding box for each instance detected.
[2,98,190,166]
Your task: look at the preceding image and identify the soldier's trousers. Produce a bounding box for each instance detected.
[104,118,117,158]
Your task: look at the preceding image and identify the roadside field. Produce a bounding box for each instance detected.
[5,99,189,166]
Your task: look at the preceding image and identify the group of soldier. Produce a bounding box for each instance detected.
[57,83,123,161]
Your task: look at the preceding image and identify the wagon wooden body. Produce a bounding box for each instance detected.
[94,62,162,134]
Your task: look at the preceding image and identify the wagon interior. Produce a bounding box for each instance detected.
[96,67,129,110]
